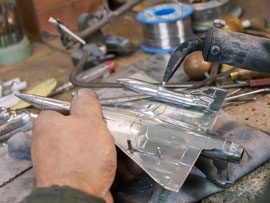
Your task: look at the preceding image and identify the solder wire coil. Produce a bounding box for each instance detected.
[136,3,194,54]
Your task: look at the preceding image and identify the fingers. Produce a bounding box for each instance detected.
[104,192,114,203]
[70,89,102,118]
[33,110,64,133]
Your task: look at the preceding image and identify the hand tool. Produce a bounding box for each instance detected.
[216,78,270,90]
[163,28,270,83]
[230,69,270,80]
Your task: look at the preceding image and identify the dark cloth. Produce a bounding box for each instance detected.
[21,186,105,203]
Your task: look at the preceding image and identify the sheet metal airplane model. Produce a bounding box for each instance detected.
[16,78,244,192]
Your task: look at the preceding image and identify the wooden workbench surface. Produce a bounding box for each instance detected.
[0,0,269,202]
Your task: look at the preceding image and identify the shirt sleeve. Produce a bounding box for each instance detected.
[20,185,106,203]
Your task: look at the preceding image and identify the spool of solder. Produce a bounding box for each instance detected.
[136,3,194,53]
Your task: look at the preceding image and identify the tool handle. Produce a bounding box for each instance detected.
[249,78,270,87]
[203,28,270,73]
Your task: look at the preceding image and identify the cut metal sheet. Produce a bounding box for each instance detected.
[14,77,243,192]
[103,106,243,192]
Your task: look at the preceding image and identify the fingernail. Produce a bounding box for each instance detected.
[78,89,97,98]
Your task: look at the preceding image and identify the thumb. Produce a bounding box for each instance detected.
[70,89,102,118]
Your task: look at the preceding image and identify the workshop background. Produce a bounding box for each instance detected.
[0,0,270,203]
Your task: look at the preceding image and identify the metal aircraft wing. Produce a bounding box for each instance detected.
[104,107,203,192]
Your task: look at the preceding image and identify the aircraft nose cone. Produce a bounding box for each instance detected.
[15,93,32,104]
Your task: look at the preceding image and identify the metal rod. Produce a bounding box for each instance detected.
[225,88,270,101]
[49,17,86,45]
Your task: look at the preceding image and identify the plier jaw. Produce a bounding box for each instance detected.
[163,38,205,83]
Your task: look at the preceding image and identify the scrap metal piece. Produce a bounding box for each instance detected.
[117,78,227,112]
[49,17,86,45]
[0,111,33,142]
[0,108,11,125]
[225,88,270,101]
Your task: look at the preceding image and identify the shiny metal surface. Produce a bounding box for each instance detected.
[15,94,71,115]
[16,91,219,132]
[109,99,218,132]
[0,107,9,124]
[0,108,17,125]
[101,95,151,106]
[103,107,243,191]
[0,111,33,142]
[76,63,110,82]
[191,0,242,31]
[225,88,270,101]
[49,17,86,45]
[142,18,193,50]
[15,87,244,192]
[16,93,151,110]
[117,78,227,111]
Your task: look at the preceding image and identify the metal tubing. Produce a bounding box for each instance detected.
[225,88,270,101]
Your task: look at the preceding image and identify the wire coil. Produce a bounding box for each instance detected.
[137,3,194,53]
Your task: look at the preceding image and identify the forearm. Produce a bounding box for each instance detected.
[21,186,105,203]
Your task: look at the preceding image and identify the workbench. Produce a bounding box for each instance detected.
[0,0,269,202]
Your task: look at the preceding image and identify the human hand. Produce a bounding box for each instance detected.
[31,89,117,202]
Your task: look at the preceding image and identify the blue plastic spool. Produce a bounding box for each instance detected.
[136,3,194,54]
